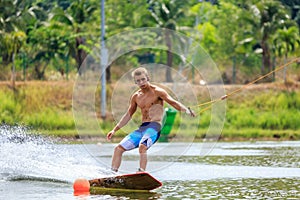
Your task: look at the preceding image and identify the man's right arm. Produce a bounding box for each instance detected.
[107,95,137,140]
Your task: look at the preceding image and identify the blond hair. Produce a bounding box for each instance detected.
[131,67,149,79]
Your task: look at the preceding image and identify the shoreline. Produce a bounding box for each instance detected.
[51,134,299,144]
[42,127,300,143]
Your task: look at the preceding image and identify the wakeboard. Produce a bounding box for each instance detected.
[89,172,162,191]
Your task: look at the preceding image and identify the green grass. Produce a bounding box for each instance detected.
[167,89,300,141]
[224,91,300,130]
[0,81,300,141]
[23,108,75,130]
[0,91,22,124]
[0,81,75,131]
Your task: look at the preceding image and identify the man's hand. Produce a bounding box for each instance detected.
[106,130,115,141]
[221,95,228,100]
[186,107,196,117]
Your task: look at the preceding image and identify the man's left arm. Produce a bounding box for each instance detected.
[157,89,195,117]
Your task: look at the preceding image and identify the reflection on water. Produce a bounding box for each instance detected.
[177,154,300,168]
[123,153,300,168]
[0,125,300,199]
[161,178,300,199]
[118,141,300,168]
[90,188,162,199]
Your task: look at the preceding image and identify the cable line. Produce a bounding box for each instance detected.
[192,57,300,114]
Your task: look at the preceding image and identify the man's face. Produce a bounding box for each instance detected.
[134,74,148,88]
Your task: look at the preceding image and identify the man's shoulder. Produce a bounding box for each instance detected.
[151,84,167,96]
[150,84,164,91]
[132,90,140,96]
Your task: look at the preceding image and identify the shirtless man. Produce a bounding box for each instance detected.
[106,67,195,172]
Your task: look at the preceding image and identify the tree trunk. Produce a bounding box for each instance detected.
[232,56,236,84]
[284,54,287,84]
[75,37,87,73]
[272,56,276,82]
[2,53,12,65]
[261,35,272,82]
[34,63,46,80]
[11,53,15,90]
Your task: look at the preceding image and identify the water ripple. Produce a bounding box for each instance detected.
[161,178,300,199]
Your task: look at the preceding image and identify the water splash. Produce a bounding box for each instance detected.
[0,125,108,183]
[0,125,45,144]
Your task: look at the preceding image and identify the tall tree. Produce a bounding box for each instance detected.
[0,0,42,64]
[106,0,152,35]
[28,20,74,79]
[105,0,152,81]
[273,26,300,82]
[193,1,256,83]
[248,0,292,75]
[2,31,26,87]
[148,0,187,82]
[50,0,98,72]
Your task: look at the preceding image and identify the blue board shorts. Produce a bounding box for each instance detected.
[119,122,161,151]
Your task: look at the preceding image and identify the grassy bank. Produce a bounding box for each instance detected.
[0,81,300,141]
[0,81,74,130]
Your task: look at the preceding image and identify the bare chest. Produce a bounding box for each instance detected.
[135,91,162,108]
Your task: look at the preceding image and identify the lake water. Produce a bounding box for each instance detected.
[0,126,299,199]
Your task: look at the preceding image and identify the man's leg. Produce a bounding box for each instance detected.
[111,145,126,172]
[138,123,161,171]
[138,144,147,171]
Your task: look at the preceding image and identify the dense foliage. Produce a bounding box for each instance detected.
[0,0,299,83]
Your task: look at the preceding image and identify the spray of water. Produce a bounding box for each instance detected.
[0,125,108,183]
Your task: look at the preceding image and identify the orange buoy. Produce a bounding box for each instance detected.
[73,178,90,194]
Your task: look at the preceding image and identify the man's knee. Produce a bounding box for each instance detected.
[139,144,147,154]
[114,145,126,154]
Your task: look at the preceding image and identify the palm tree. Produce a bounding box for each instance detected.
[207,1,247,84]
[148,0,187,82]
[50,0,98,72]
[252,0,291,75]
[0,0,43,85]
[0,0,41,64]
[273,26,300,83]
[2,31,26,88]
[27,20,74,79]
